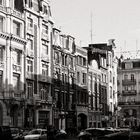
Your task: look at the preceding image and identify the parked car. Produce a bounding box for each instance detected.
[0,125,12,140]
[10,127,22,140]
[24,129,47,140]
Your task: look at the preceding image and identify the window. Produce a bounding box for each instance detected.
[69,57,73,68]
[42,24,48,34]
[42,44,48,55]
[12,50,20,65]
[13,73,20,90]
[124,86,128,91]
[88,75,92,91]
[43,5,48,14]
[27,81,33,98]
[110,86,112,98]
[77,72,80,83]
[27,0,32,8]
[124,74,128,80]
[0,47,3,61]
[42,64,48,76]
[13,21,20,36]
[0,71,3,90]
[83,58,86,66]
[40,85,47,100]
[28,39,33,50]
[14,0,24,12]
[0,17,3,32]
[110,71,112,82]
[65,55,67,66]
[27,18,33,29]
[131,85,135,91]
[62,73,64,84]
[82,73,86,84]
[0,0,2,5]
[54,52,59,64]
[62,54,65,65]
[27,59,33,72]
[131,74,134,81]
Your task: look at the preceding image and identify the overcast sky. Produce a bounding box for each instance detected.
[51,0,140,58]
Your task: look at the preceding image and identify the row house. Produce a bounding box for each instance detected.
[117,58,140,127]
[52,28,76,131]
[86,40,117,128]
[75,45,88,130]
[24,0,53,128]
[107,39,118,128]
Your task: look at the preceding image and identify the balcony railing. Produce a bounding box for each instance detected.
[118,101,140,105]
[122,90,137,96]
[122,79,136,85]
[2,90,24,99]
[38,75,51,83]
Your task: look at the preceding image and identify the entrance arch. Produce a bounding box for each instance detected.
[0,103,3,125]
[78,113,87,130]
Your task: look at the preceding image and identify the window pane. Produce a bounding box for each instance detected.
[0,71,3,90]
[13,21,20,36]
[42,44,48,55]
[13,74,20,90]
[28,39,33,50]
[0,17,3,32]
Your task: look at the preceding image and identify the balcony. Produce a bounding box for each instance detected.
[122,90,137,96]
[122,79,136,85]
[13,64,21,73]
[2,90,24,100]
[118,101,140,106]
[38,75,51,83]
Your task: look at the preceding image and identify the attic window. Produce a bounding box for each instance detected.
[14,0,24,12]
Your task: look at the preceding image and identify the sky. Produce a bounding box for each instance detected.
[50,0,140,58]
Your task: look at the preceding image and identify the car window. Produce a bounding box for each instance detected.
[42,131,47,135]
[29,130,41,135]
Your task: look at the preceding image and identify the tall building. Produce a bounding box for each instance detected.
[24,0,53,128]
[75,45,88,130]
[117,58,140,127]
[52,28,76,131]
[0,0,26,127]
[87,40,118,128]
[0,0,53,128]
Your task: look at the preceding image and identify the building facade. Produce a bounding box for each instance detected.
[24,0,53,128]
[117,58,140,127]
[0,0,53,128]
[0,0,26,127]
[52,28,76,131]
[75,46,88,130]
